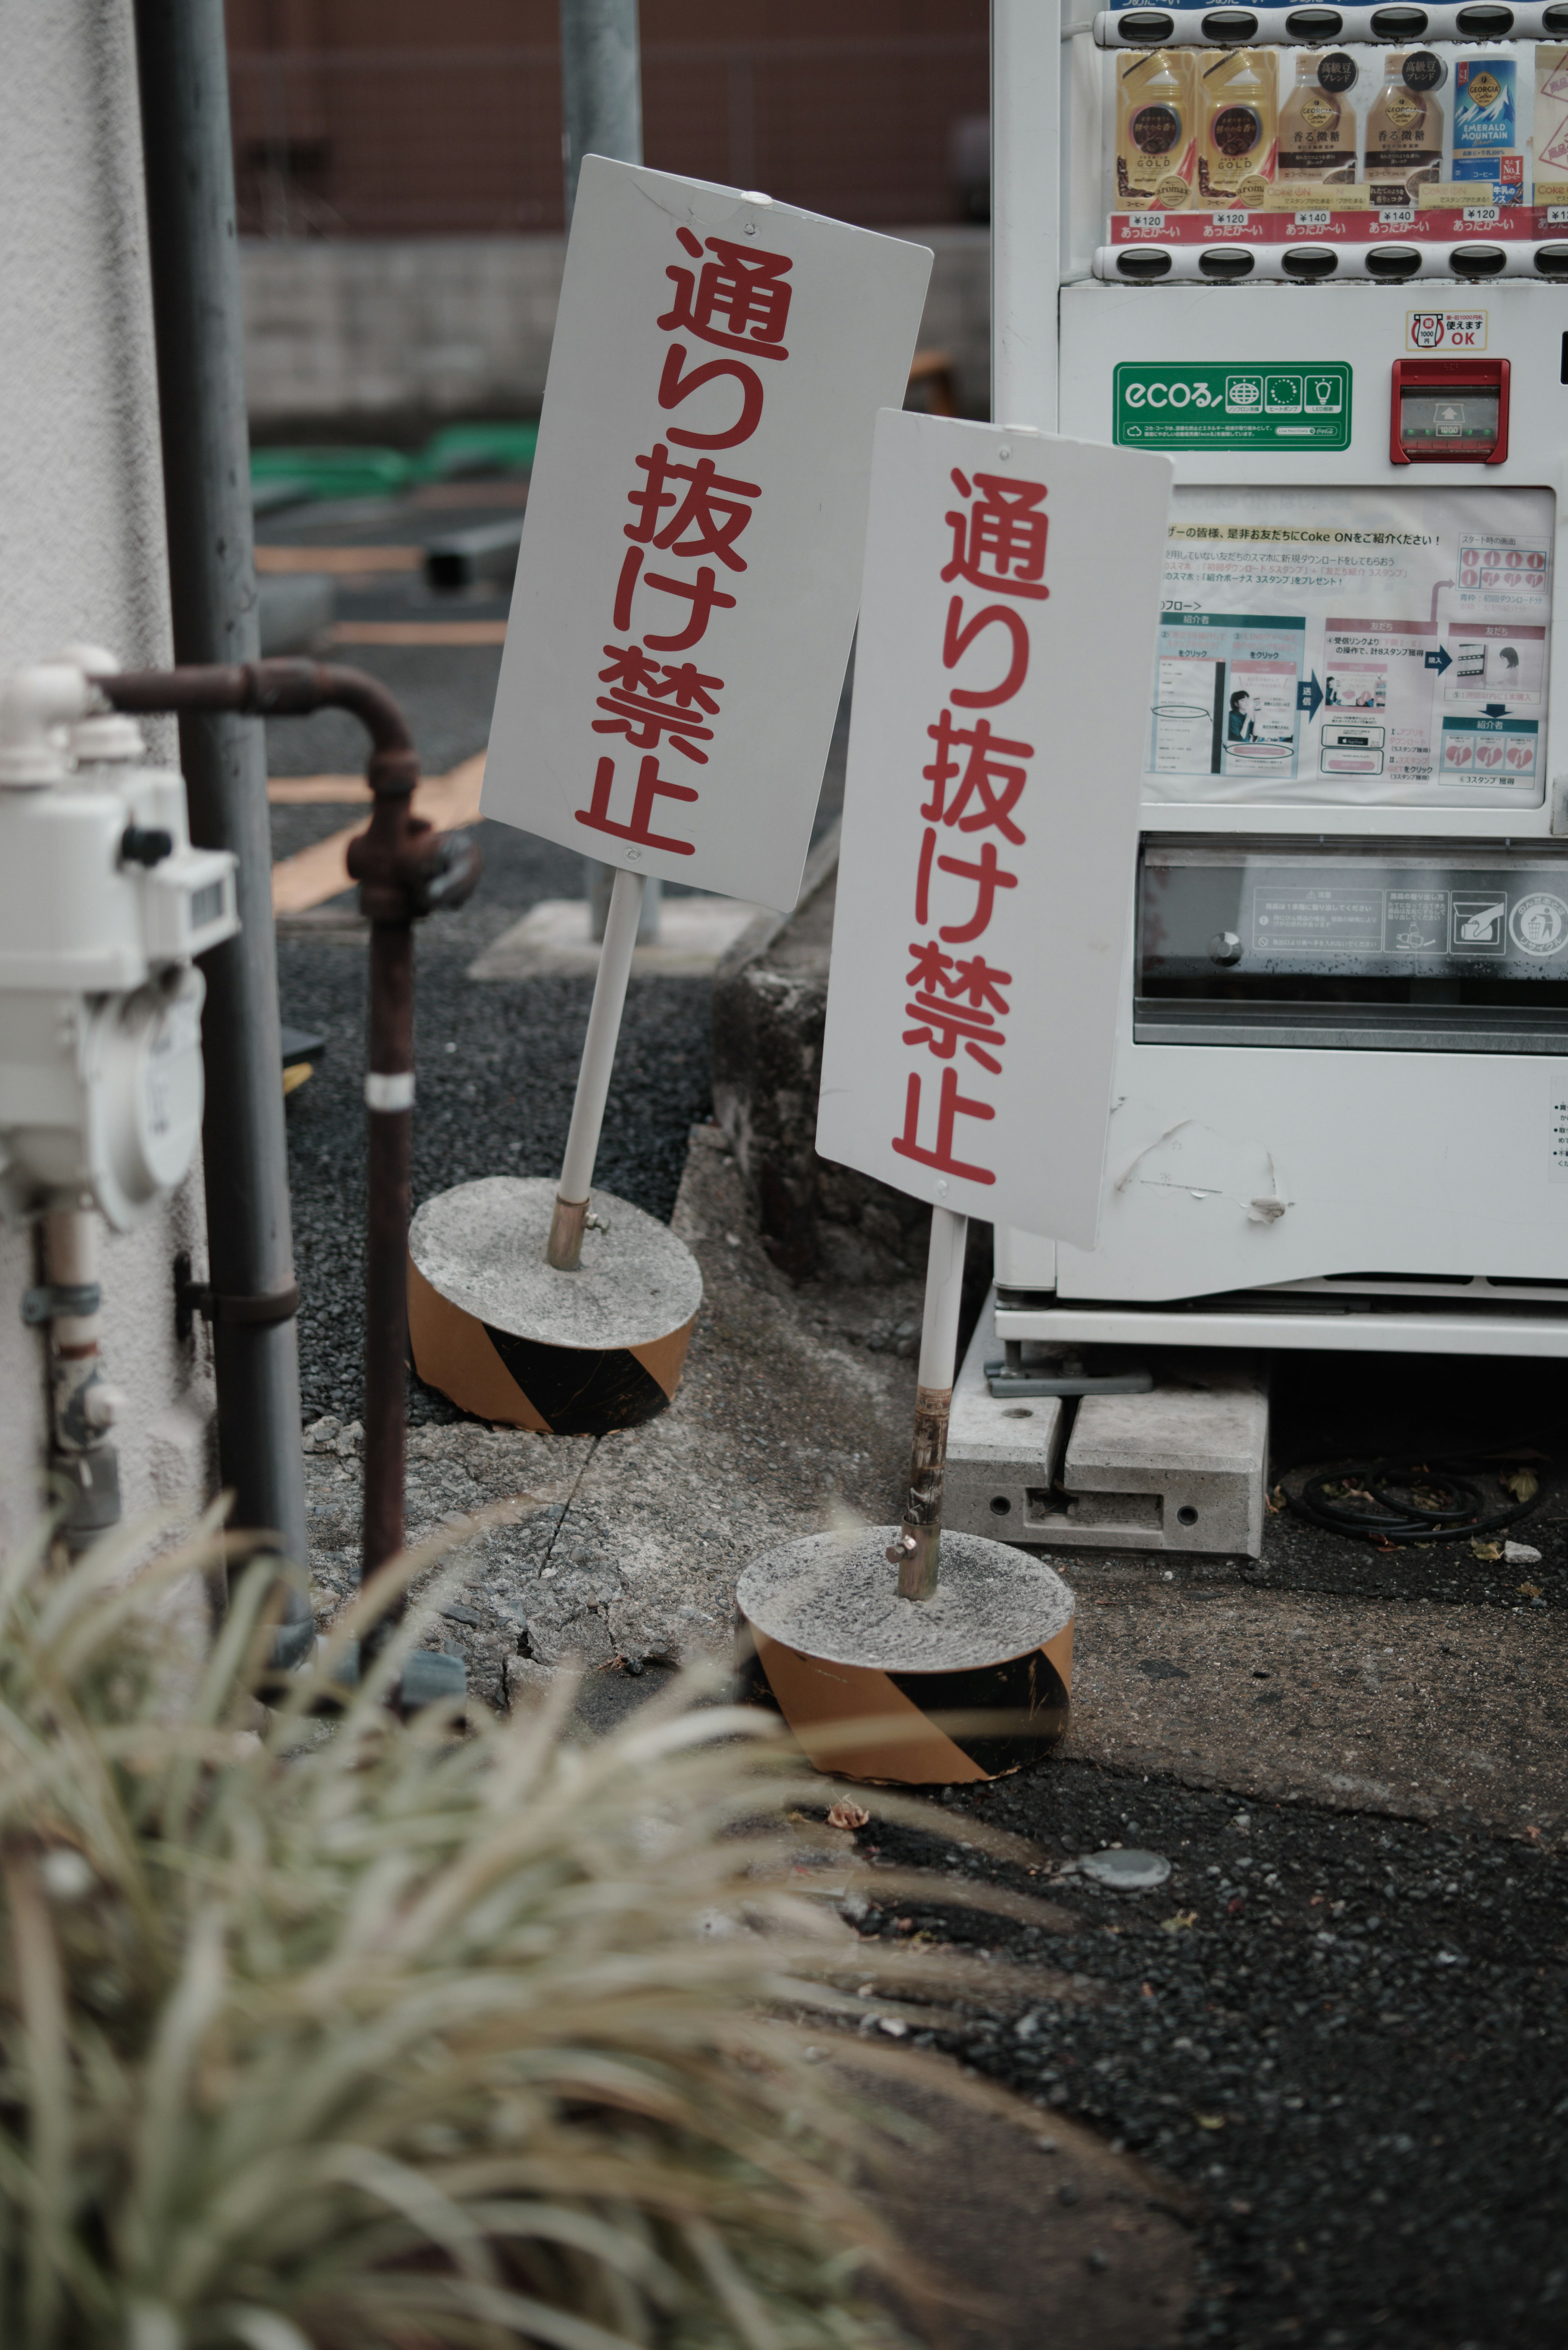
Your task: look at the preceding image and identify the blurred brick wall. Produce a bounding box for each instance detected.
[225,0,988,238]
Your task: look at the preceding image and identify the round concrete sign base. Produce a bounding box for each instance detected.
[408,1175,703,1435]
[735,1530,1074,1786]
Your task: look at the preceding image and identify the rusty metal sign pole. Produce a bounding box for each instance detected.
[95,659,479,1695]
[887,1204,969,1600]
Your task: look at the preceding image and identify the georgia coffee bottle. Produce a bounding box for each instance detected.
[1198,49,1279,206]
[1116,49,1197,209]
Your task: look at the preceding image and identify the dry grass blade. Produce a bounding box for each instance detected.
[0,1519,1049,2350]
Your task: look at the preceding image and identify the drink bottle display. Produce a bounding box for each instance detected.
[1277,50,1359,187]
[1452,55,1522,206]
[1116,49,1196,209]
[1198,49,1278,205]
[1363,51,1446,206]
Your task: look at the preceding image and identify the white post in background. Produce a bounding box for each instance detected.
[886,1205,970,1600]
[559,0,662,946]
[991,0,1060,432]
[547,865,647,1268]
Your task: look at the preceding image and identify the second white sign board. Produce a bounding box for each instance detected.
[481,157,932,912]
[816,411,1172,1249]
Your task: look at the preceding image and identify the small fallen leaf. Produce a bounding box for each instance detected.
[1517,1582,1543,1599]
[1193,2113,1226,2131]
[826,1799,870,1832]
[1160,1910,1198,1933]
[1502,1467,1540,1504]
[1471,1538,1503,1562]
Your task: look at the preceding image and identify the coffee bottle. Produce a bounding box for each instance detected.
[1364,52,1446,204]
[1116,49,1196,209]
[1278,51,1359,186]
[1198,49,1279,206]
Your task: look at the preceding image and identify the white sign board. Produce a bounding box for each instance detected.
[481,157,932,911]
[816,411,1172,1249]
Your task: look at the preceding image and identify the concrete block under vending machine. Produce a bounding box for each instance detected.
[1057,1368,1270,1557]
[943,1306,1269,1557]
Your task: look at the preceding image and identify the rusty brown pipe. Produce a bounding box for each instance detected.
[92,660,479,1649]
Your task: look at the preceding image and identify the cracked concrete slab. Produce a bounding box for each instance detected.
[1062,1566,1568,1840]
[302,1123,920,1710]
[301,1124,1568,1850]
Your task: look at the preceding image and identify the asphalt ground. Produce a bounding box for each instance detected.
[266,489,1568,2341]
[850,1761,1568,2350]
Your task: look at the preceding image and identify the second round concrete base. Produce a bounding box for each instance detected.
[408,1175,703,1434]
[736,1530,1075,1785]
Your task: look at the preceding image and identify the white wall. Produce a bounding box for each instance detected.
[0,1,216,1549]
[241,225,991,426]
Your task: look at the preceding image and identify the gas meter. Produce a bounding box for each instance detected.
[0,653,238,1230]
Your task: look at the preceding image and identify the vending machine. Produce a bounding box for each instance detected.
[988,0,1568,1365]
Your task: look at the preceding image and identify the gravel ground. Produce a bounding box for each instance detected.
[282,943,713,1425]
[849,1763,1568,2349]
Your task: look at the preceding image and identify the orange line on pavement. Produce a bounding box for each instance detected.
[267,774,371,805]
[327,620,508,646]
[255,544,423,575]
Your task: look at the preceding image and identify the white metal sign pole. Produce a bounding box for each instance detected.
[483,156,932,1267]
[546,865,646,1266]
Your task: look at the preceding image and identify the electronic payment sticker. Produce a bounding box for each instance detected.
[816,412,1172,1251]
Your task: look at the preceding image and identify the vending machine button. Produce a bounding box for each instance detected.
[1198,246,1255,279]
[1370,5,1429,31]
[1285,7,1344,33]
[1535,244,1568,279]
[1117,10,1176,39]
[1116,247,1174,279]
[1454,3,1514,28]
[1201,9,1259,39]
[1450,245,1508,278]
[1366,246,1423,279]
[1282,247,1339,281]
[1542,1,1568,27]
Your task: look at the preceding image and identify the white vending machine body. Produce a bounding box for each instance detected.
[996,8,1568,1353]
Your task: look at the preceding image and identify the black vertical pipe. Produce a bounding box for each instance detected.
[131,1,312,1652]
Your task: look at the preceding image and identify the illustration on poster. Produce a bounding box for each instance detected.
[1147,485,1552,808]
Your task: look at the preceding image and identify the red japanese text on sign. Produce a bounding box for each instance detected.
[891,463,1049,1181]
[577,223,793,856]
[815,408,1173,1244]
